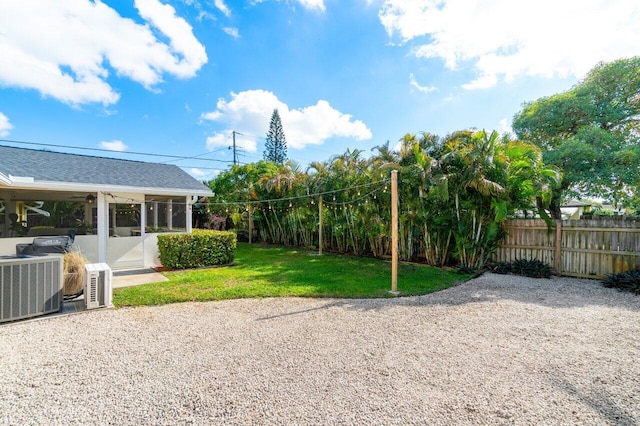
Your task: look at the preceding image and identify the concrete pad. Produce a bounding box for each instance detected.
[112,269,169,288]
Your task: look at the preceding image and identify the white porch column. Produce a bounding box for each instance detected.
[111,205,117,232]
[97,192,108,263]
[186,196,192,233]
[140,201,146,238]
[153,202,159,228]
[167,200,173,230]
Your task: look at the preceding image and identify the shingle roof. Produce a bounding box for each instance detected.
[0,145,211,193]
[562,199,592,208]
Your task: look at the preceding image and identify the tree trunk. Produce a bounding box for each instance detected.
[549,192,563,220]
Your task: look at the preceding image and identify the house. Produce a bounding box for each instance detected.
[0,145,212,269]
[560,199,592,220]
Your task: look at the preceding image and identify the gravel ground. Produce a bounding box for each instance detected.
[1,273,639,425]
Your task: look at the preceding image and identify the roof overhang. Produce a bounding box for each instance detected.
[0,172,12,186]
[0,177,212,197]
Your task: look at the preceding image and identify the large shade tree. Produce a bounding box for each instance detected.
[512,57,640,218]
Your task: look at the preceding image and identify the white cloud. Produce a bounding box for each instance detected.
[100,140,128,152]
[0,0,207,106]
[379,0,640,89]
[189,168,209,177]
[0,113,13,137]
[201,89,372,152]
[498,118,512,136]
[249,0,325,12]
[223,27,240,38]
[214,0,231,16]
[296,0,326,12]
[134,0,208,78]
[409,73,437,94]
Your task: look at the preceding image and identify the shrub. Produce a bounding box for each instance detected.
[602,269,640,295]
[510,258,552,278]
[487,261,512,274]
[487,259,552,278]
[157,230,236,269]
[456,265,479,275]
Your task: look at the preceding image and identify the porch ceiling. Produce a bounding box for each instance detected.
[0,190,183,203]
[0,189,91,203]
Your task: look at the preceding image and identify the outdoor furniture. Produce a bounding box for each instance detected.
[15,231,75,256]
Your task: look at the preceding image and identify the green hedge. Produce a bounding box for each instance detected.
[157,230,236,269]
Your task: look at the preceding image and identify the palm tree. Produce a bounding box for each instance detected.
[504,140,562,222]
[433,130,510,268]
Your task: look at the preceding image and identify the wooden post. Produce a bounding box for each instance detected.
[248,205,253,244]
[391,170,398,293]
[318,196,323,255]
[555,219,562,275]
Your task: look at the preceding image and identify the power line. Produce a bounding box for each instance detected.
[0,138,235,164]
[160,147,229,164]
[173,165,226,170]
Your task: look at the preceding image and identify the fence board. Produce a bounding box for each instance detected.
[498,218,640,279]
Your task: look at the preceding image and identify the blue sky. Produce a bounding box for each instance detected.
[1,0,639,181]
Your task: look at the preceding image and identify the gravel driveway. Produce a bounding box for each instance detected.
[1,273,639,425]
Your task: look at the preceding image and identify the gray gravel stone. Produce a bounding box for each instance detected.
[1,273,639,425]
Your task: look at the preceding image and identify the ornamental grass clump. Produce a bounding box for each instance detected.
[602,269,640,295]
[63,251,88,299]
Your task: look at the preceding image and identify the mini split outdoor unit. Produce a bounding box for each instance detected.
[84,263,112,309]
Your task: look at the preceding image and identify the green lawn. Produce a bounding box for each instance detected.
[113,243,472,307]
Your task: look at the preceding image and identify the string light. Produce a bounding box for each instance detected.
[92,179,391,215]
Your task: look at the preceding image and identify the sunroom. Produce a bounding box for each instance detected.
[0,145,212,269]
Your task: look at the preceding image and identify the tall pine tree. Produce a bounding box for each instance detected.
[263,109,287,164]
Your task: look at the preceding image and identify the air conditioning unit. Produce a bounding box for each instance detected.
[84,263,112,309]
[1,254,63,323]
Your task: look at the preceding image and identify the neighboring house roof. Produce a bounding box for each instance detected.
[0,145,211,196]
[562,199,592,208]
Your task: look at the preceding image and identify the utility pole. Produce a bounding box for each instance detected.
[231,131,244,165]
[232,131,238,165]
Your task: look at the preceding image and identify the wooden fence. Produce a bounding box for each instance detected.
[496,218,640,279]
